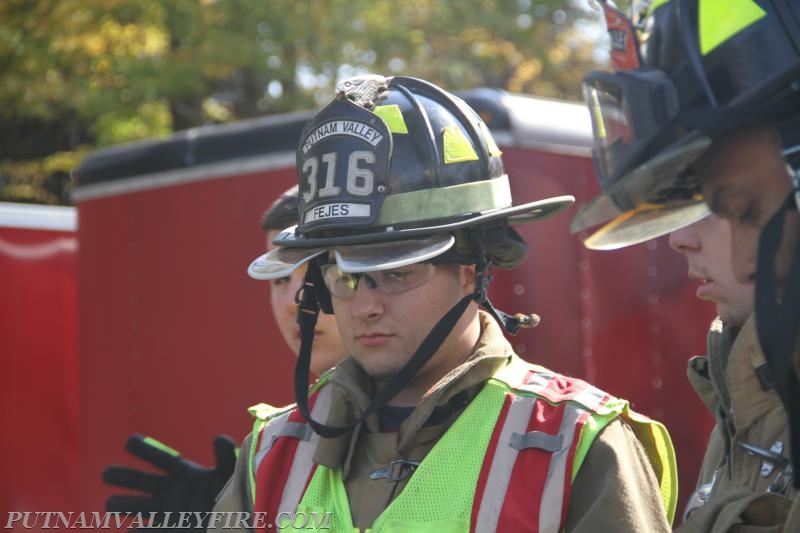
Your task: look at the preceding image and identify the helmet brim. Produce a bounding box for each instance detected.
[275,195,575,249]
[571,132,712,248]
[247,194,574,280]
[582,200,710,250]
[247,233,456,279]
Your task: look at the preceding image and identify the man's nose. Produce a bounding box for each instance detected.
[668,225,700,254]
[350,276,384,319]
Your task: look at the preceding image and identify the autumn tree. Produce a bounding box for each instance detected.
[0,0,607,205]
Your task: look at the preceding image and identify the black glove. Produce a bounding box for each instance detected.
[103,434,237,529]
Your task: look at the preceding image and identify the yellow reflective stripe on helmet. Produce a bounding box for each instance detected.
[650,0,671,10]
[699,0,766,56]
[376,175,512,225]
[142,436,180,458]
[373,104,408,134]
[479,121,502,157]
[443,125,479,163]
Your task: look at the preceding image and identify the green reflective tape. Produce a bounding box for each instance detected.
[479,121,502,157]
[377,175,512,225]
[248,418,267,505]
[143,436,180,458]
[373,104,408,134]
[443,126,479,163]
[651,0,671,11]
[700,0,765,56]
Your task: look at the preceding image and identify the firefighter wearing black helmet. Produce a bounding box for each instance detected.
[211,75,678,531]
[572,0,800,530]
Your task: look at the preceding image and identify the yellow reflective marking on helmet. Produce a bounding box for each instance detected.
[699,0,766,56]
[373,104,408,134]
[479,121,502,157]
[443,125,479,163]
[650,0,671,11]
[377,175,511,225]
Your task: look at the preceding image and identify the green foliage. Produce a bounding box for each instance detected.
[0,0,608,205]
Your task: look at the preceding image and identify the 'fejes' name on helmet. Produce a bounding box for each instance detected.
[303,202,371,224]
[302,120,385,155]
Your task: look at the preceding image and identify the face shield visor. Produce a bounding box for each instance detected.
[583,68,681,187]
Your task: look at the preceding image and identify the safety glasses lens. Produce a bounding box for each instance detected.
[320,263,436,299]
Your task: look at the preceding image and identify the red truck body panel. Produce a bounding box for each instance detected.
[0,205,79,520]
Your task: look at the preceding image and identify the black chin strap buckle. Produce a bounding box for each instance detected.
[369,460,420,483]
[472,257,540,335]
[295,280,320,318]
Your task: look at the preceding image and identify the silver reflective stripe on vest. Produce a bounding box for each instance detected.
[280,422,314,441]
[253,411,293,474]
[572,385,607,412]
[474,394,536,532]
[524,370,554,392]
[538,403,584,533]
[277,385,334,517]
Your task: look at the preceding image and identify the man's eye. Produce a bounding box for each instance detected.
[339,274,359,290]
[736,204,758,225]
[382,270,409,281]
[272,276,291,286]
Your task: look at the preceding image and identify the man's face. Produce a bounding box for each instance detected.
[330,261,479,405]
[669,215,754,326]
[698,126,796,285]
[266,230,347,376]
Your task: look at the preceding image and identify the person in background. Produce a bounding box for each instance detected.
[570,0,800,529]
[102,186,347,528]
[669,214,793,531]
[261,185,346,376]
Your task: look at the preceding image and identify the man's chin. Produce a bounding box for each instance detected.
[353,357,398,382]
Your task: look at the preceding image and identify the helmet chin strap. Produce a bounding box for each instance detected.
[469,227,541,335]
[755,191,800,487]
[294,259,473,439]
[471,259,540,334]
[293,231,540,439]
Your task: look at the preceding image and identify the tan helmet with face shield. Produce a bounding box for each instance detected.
[574,0,800,490]
[571,0,800,250]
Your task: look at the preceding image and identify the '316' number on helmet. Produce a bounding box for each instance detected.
[301,151,375,202]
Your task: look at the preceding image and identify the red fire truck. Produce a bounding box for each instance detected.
[2,89,715,523]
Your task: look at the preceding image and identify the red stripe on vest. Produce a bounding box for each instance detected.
[537,373,592,404]
[254,394,319,533]
[558,394,608,527]
[469,394,514,533]
[496,398,568,532]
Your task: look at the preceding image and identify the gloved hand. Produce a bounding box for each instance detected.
[103,434,237,529]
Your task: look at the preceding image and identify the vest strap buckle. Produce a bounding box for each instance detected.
[510,431,563,452]
[369,459,420,482]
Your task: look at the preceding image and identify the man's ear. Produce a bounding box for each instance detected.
[461,265,477,296]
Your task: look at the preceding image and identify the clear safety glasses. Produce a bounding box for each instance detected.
[320,262,437,299]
